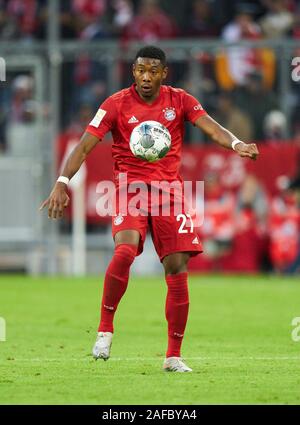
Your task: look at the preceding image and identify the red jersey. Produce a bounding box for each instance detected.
[86,84,206,184]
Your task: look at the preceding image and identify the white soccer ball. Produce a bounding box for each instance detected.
[129,120,171,162]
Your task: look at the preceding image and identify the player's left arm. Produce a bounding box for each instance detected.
[195,114,259,160]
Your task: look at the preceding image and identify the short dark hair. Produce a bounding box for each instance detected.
[135,45,166,67]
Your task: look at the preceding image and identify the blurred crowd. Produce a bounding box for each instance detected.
[189,164,300,274]
[0,0,299,41]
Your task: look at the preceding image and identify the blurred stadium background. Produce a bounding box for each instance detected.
[0,0,300,277]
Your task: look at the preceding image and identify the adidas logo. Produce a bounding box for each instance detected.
[128,116,139,123]
[192,236,199,244]
[174,332,184,338]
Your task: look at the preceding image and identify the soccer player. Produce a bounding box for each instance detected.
[40,46,259,372]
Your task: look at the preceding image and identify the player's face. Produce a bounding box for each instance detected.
[133,57,168,102]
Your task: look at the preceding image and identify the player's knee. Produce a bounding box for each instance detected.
[165,263,186,275]
[163,254,189,275]
[114,243,138,267]
[114,229,140,246]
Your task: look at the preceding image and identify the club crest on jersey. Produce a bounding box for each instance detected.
[114,214,124,226]
[163,107,176,121]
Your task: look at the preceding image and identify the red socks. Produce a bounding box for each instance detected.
[98,244,137,333]
[165,272,189,358]
[99,247,189,359]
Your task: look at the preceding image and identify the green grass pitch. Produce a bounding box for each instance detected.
[0,274,300,404]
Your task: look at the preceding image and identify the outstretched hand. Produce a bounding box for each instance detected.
[234,142,259,160]
[39,182,70,220]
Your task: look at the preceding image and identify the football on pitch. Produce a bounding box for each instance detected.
[129,120,171,162]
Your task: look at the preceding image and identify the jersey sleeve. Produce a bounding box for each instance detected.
[85,96,117,140]
[183,91,207,124]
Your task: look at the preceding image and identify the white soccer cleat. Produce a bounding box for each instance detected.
[163,357,192,372]
[92,331,113,361]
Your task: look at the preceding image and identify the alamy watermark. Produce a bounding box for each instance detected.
[0,317,6,342]
[95,173,205,227]
[0,57,6,82]
[291,317,300,342]
[291,57,300,82]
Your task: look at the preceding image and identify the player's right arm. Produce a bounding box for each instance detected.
[40,96,117,220]
[39,132,100,219]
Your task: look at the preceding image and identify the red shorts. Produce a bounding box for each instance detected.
[111,185,203,261]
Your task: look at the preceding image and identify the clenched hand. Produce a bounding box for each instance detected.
[234,142,259,160]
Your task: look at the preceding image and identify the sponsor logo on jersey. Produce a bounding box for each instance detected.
[128,116,139,123]
[163,107,176,121]
[114,214,124,226]
[192,236,199,244]
[89,108,107,128]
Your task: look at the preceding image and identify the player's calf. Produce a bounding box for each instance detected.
[98,243,138,333]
